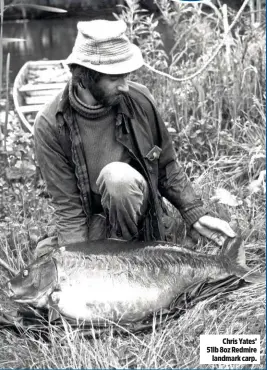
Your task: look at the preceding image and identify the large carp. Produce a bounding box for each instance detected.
[3,237,264,324]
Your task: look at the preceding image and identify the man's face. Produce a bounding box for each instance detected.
[89,73,130,107]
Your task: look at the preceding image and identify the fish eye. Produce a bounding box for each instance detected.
[23,269,29,277]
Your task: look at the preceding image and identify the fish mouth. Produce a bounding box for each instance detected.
[12,291,51,307]
[1,281,16,298]
[2,280,51,306]
[1,281,31,302]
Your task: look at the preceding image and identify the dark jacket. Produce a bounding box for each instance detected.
[34,80,207,245]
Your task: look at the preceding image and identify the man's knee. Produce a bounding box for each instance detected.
[96,162,147,198]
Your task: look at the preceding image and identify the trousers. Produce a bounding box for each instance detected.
[34,162,188,258]
[88,162,149,241]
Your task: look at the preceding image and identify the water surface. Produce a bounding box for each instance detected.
[3,17,90,83]
[3,15,172,85]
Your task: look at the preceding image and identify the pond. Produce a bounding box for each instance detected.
[3,15,173,85]
[3,17,91,84]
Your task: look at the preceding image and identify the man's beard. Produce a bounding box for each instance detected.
[90,83,124,107]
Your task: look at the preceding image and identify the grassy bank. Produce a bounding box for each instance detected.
[0,0,265,368]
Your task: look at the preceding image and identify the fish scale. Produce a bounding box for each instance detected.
[61,247,230,285]
[3,238,265,324]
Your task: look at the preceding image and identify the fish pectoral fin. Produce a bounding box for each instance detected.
[222,236,247,266]
[48,306,61,322]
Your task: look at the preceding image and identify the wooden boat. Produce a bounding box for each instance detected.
[14,60,178,137]
[13,60,71,134]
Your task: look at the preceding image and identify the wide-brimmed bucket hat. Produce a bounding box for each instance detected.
[66,20,144,75]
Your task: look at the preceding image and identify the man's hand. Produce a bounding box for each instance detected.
[192,215,236,246]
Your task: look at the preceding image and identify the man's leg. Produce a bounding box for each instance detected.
[96,162,149,240]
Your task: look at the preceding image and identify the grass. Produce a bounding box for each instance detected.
[0,0,266,368]
[0,281,265,368]
[0,115,265,369]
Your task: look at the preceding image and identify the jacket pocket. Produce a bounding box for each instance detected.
[144,145,162,178]
[145,145,162,161]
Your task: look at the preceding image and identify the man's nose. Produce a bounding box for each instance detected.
[117,78,129,93]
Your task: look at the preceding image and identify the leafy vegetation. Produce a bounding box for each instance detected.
[0,0,265,368]
[119,0,265,242]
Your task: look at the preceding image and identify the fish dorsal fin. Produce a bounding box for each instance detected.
[221,236,247,267]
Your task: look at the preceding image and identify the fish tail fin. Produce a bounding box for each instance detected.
[221,236,247,266]
[221,236,265,283]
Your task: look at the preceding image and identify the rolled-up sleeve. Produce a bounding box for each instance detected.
[34,112,89,246]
